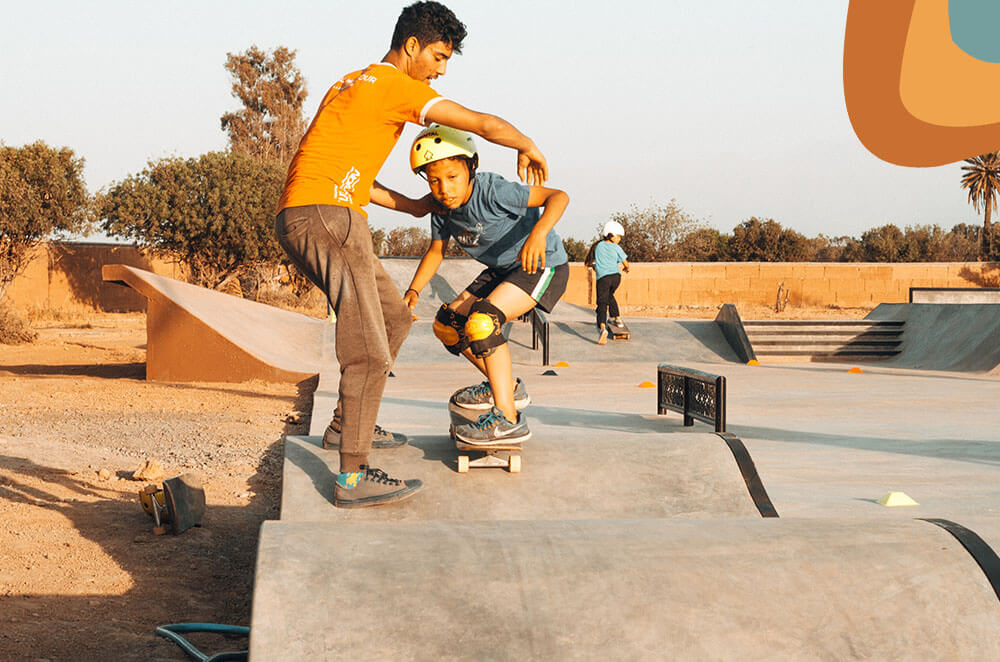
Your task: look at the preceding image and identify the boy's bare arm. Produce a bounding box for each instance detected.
[519,187,570,273]
[424,100,549,186]
[404,239,448,314]
[370,180,440,217]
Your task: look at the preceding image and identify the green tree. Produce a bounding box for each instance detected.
[562,237,589,262]
[673,228,730,261]
[97,151,285,292]
[0,141,90,302]
[727,217,812,261]
[607,199,701,261]
[857,224,906,261]
[221,46,308,168]
[960,152,1000,257]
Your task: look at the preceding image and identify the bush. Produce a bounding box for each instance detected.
[0,141,91,303]
[0,305,38,344]
[97,151,285,295]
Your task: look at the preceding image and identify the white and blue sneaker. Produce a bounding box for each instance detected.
[451,378,530,410]
[454,407,531,446]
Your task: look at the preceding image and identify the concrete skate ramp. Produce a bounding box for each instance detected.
[281,430,764,522]
[103,264,326,382]
[866,303,1000,373]
[251,518,1000,660]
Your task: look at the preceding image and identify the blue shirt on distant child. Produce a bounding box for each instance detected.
[593,241,627,279]
[430,172,568,270]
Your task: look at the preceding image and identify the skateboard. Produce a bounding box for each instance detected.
[609,319,631,340]
[138,473,206,535]
[448,397,522,473]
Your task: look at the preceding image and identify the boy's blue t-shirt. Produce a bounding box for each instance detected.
[430,171,568,270]
[593,240,627,278]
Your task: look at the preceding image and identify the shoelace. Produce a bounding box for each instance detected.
[362,466,401,485]
[472,409,501,431]
[373,424,386,436]
[470,381,491,398]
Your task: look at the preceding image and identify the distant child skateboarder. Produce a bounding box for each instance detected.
[586,221,630,345]
[401,125,570,445]
[275,2,550,507]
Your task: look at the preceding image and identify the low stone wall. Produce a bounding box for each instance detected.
[564,262,1000,309]
[5,243,185,313]
[6,242,999,313]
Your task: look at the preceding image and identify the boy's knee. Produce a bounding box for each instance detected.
[465,299,507,359]
[433,304,469,356]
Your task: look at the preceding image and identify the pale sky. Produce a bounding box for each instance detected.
[0,1,980,242]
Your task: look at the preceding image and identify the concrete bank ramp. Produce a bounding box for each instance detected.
[866,303,1000,373]
[103,264,326,382]
[251,518,1000,660]
[281,430,763,521]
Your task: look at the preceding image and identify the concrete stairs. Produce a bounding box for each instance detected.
[743,319,905,361]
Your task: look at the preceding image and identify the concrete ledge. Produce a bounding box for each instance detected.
[102,264,326,383]
[281,428,762,522]
[251,518,1000,660]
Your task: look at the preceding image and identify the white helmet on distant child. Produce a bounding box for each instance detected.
[602,221,625,238]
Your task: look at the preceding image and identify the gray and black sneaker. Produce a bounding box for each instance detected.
[454,407,531,446]
[333,465,422,508]
[451,378,530,410]
[323,424,408,450]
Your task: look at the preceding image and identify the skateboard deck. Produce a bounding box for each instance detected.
[609,320,631,340]
[448,398,522,473]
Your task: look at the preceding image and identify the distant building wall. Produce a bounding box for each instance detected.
[5,242,186,313]
[564,262,1000,309]
[6,243,999,312]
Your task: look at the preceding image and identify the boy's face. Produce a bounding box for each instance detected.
[424,158,473,210]
[406,38,453,82]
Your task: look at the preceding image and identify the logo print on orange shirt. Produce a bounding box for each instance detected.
[333,167,361,205]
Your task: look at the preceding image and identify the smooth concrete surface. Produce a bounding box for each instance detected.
[866,303,1000,373]
[910,288,1000,304]
[281,428,761,521]
[103,264,325,382]
[250,518,1000,660]
[253,301,1000,659]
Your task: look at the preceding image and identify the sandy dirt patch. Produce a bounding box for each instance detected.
[0,314,313,661]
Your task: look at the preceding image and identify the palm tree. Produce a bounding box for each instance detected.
[959,152,1000,257]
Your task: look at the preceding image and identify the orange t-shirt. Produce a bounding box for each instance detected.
[277,63,442,216]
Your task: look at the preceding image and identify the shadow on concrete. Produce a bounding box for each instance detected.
[0,377,316,660]
[733,423,1000,468]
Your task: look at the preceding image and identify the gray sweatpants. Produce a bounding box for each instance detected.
[275,205,412,472]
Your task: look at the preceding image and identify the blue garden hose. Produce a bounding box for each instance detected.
[155,623,249,662]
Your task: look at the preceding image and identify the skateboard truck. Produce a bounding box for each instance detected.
[138,473,206,535]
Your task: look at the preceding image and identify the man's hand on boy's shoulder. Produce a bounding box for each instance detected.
[412,193,448,217]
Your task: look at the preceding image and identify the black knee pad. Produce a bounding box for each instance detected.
[465,299,507,359]
[433,304,469,356]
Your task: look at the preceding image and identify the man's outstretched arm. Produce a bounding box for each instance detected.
[424,100,549,185]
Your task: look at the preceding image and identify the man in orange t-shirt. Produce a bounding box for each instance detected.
[276,1,549,508]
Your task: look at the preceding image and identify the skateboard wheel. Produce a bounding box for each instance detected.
[509,455,521,473]
[457,455,470,473]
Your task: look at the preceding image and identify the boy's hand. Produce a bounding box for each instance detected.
[403,289,420,320]
[517,145,549,186]
[519,233,547,274]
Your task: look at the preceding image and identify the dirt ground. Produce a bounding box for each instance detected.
[0,302,869,660]
[0,313,312,661]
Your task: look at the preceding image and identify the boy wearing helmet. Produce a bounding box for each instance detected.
[587,222,630,345]
[275,2,549,508]
[402,124,570,444]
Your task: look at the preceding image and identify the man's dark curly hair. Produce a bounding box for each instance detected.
[390,2,467,54]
